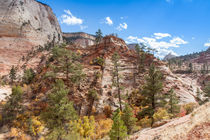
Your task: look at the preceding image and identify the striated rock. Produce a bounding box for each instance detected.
[0,0,63,75]
[63,32,95,48]
[131,102,210,140]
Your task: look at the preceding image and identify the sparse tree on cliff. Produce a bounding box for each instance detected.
[41,79,78,139]
[95,29,103,44]
[112,52,123,111]
[167,89,180,116]
[189,63,193,73]
[22,68,35,84]
[9,65,16,84]
[109,109,127,140]
[1,86,23,125]
[87,89,98,116]
[51,45,85,88]
[139,64,165,127]
[121,104,137,134]
[203,82,210,103]
[135,44,146,73]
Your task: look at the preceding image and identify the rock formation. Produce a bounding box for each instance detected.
[63,32,95,48]
[163,53,176,61]
[0,0,63,75]
[131,102,210,140]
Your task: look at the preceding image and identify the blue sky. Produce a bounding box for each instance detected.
[38,0,210,58]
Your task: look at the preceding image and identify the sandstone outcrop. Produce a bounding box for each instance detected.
[131,102,210,140]
[63,32,95,48]
[0,0,63,75]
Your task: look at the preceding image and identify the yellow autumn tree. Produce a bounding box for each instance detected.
[95,119,113,139]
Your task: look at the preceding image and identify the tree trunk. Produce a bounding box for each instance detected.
[116,68,122,111]
[151,93,155,127]
[87,99,95,116]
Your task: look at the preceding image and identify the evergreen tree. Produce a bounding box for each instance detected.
[121,104,137,134]
[112,52,123,111]
[1,86,23,125]
[135,44,146,73]
[9,65,16,84]
[22,68,35,84]
[189,63,193,73]
[167,89,180,116]
[41,79,78,139]
[51,45,85,88]
[95,29,103,44]
[203,82,210,103]
[87,89,98,116]
[109,109,127,140]
[139,64,164,127]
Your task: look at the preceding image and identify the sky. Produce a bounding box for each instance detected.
[38,0,210,58]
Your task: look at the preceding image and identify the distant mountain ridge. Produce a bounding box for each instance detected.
[163,53,177,61]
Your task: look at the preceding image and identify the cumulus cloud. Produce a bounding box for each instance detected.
[126,34,188,59]
[154,33,171,39]
[170,37,188,44]
[204,43,210,47]
[61,10,83,25]
[105,17,113,25]
[117,23,128,31]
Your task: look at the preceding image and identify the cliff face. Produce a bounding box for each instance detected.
[63,32,95,48]
[0,0,63,75]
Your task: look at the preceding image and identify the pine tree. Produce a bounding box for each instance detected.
[87,89,98,116]
[167,89,180,116]
[22,68,35,84]
[109,109,127,140]
[139,64,164,127]
[189,63,193,73]
[41,79,78,139]
[203,82,210,103]
[51,45,85,88]
[1,86,23,125]
[121,104,137,134]
[9,65,16,84]
[112,52,123,111]
[95,29,103,44]
[135,44,146,73]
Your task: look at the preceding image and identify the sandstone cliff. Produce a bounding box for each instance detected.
[63,32,96,48]
[0,0,63,75]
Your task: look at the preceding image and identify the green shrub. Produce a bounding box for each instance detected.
[183,103,197,114]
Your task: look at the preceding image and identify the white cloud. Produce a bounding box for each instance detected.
[105,17,113,25]
[170,37,188,44]
[61,10,83,25]
[80,25,88,30]
[204,43,210,47]
[126,34,188,59]
[117,23,128,31]
[154,33,171,39]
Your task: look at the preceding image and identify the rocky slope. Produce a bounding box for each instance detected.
[23,35,200,116]
[63,32,95,48]
[131,102,210,140]
[0,0,63,75]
